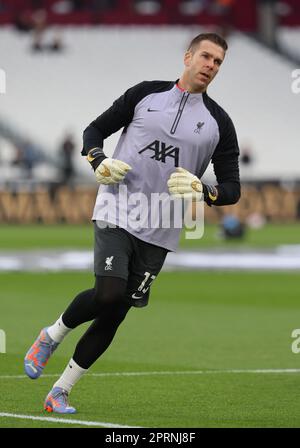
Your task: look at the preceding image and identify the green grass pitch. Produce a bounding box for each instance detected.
[1,270,300,428]
[0,222,300,250]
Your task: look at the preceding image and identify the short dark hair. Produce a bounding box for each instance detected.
[187,33,228,53]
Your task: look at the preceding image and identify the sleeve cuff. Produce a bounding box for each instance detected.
[202,184,218,206]
[86,147,107,171]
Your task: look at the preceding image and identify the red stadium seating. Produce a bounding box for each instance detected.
[0,0,299,29]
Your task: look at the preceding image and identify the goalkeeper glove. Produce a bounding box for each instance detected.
[95,157,132,185]
[167,167,203,200]
[86,148,131,185]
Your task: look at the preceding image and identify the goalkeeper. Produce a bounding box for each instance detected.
[24,32,240,414]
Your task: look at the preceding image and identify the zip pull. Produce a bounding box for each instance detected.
[170,92,189,135]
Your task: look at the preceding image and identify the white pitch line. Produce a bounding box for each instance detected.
[0,413,141,428]
[87,369,300,376]
[1,369,300,380]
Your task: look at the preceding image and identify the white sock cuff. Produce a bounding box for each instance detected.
[68,358,88,374]
[47,314,71,343]
[53,358,88,394]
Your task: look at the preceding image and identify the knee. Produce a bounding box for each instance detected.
[95,290,124,304]
[93,276,127,306]
[93,286,125,305]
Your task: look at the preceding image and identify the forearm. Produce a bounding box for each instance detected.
[81,125,107,170]
[203,181,240,206]
[208,150,241,206]
[82,82,146,158]
[82,123,105,154]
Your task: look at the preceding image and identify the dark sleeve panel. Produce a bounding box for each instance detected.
[212,114,240,205]
[82,80,174,155]
[203,93,241,206]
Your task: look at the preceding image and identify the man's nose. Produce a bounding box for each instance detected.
[205,59,214,69]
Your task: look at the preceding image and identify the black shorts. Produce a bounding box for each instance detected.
[94,221,168,308]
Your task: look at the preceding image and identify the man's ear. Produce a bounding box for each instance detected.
[184,50,192,67]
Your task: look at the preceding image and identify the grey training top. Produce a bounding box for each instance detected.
[82,80,240,251]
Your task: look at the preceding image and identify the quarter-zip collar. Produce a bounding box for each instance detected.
[170,81,204,134]
[174,79,206,99]
[170,90,189,135]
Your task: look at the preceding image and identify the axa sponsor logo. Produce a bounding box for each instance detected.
[138,140,179,167]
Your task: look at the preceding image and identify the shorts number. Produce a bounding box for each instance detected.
[138,272,156,294]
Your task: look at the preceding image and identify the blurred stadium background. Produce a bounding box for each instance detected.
[1,0,300,428]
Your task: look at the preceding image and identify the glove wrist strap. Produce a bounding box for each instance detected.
[203,184,218,205]
[86,147,107,171]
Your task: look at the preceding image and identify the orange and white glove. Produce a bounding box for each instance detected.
[167,167,203,200]
[95,158,132,185]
